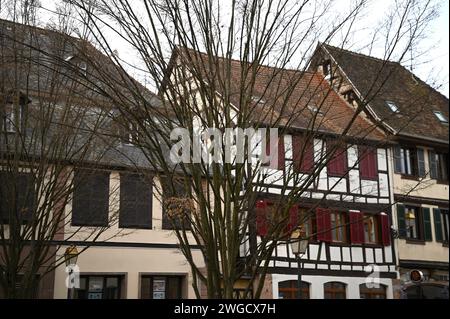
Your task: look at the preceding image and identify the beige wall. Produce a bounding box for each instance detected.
[392,147,449,200]
[53,246,203,299]
[55,170,205,298]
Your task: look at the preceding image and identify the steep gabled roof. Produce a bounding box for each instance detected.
[165,47,385,142]
[318,43,449,144]
[0,18,161,109]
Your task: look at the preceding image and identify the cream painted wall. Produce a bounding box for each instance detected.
[391,147,449,200]
[53,246,204,299]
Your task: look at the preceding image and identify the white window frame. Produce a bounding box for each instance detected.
[385,101,399,113]
[433,111,448,123]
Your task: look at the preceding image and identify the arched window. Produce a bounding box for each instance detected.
[324,282,346,299]
[278,280,310,299]
[359,283,387,299]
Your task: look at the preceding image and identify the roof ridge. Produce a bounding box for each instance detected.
[321,43,399,65]
[177,46,315,76]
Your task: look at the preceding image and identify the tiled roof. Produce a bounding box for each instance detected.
[169,47,385,141]
[321,44,449,144]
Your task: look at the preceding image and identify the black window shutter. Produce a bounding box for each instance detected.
[422,207,432,241]
[397,204,406,238]
[429,151,438,179]
[394,146,403,173]
[417,149,426,177]
[119,174,152,229]
[72,170,109,227]
[433,208,443,242]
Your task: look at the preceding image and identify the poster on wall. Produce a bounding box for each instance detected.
[153,279,166,299]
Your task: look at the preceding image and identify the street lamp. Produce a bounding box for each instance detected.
[290,228,309,299]
[64,245,78,299]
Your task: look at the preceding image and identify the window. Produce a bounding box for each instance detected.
[121,121,140,145]
[429,151,448,181]
[433,111,448,123]
[278,280,310,299]
[140,275,183,299]
[404,284,449,299]
[330,211,348,243]
[0,171,35,223]
[161,177,192,230]
[324,282,346,299]
[393,146,419,176]
[405,206,420,239]
[298,207,316,241]
[292,135,314,173]
[322,60,331,78]
[71,275,122,299]
[119,173,152,229]
[72,169,110,227]
[327,141,348,177]
[434,208,449,243]
[359,146,378,179]
[385,101,399,113]
[307,105,324,116]
[1,103,21,133]
[363,215,379,244]
[360,284,387,299]
[397,205,432,241]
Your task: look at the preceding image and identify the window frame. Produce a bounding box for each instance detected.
[363,214,379,245]
[330,211,348,243]
[394,146,419,177]
[404,205,422,241]
[385,101,400,113]
[278,280,310,299]
[359,283,387,299]
[324,281,347,299]
[140,275,183,299]
[71,275,123,299]
[433,111,448,124]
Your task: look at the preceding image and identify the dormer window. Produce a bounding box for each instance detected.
[308,105,324,116]
[433,111,448,124]
[79,61,87,76]
[385,101,399,113]
[251,95,266,105]
[2,103,22,133]
[323,60,331,77]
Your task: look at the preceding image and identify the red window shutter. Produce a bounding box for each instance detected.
[293,135,314,173]
[286,205,299,234]
[359,146,378,179]
[379,213,391,246]
[327,142,347,176]
[349,211,364,244]
[256,200,268,237]
[278,136,285,170]
[316,208,332,242]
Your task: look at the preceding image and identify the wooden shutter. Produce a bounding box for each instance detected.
[396,204,406,238]
[359,146,377,179]
[16,173,35,222]
[349,211,364,244]
[433,208,443,242]
[327,141,347,176]
[72,170,109,227]
[278,136,285,170]
[0,172,35,224]
[393,146,403,173]
[417,149,426,177]
[256,200,268,237]
[316,208,332,242]
[429,151,438,179]
[379,213,391,246]
[120,174,152,229]
[293,135,314,173]
[285,205,299,234]
[422,207,432,241]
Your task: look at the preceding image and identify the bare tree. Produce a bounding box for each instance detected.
[0,3,131,298]
[2,0,443,299]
